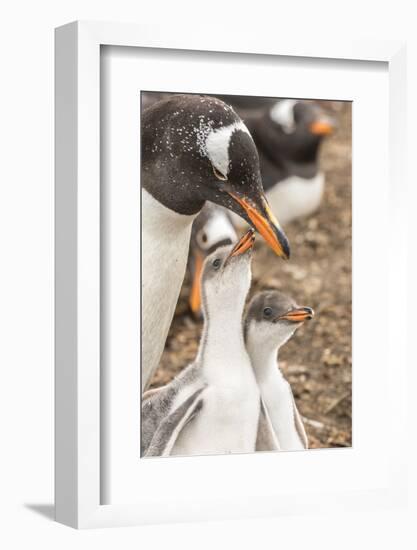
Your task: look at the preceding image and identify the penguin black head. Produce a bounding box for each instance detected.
[245,290,314,349]
[141,94,290,259]
[257,100,334,174]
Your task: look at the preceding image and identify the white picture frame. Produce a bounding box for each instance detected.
[55,21,407,529]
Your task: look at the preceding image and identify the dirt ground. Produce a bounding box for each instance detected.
[149,100,352,449]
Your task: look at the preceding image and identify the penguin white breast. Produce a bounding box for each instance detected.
[258,374,305,451]
[171,353,260,456]
[141,189,197,391]
[266,172,325,225]
[170,382,260,456]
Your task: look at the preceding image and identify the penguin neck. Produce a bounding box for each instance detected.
[142,188,198,236]
[246,334,305,450]
[198,295,249,380]
[142,169,205,216]
[291,137,321,165]
[247,336,285,385]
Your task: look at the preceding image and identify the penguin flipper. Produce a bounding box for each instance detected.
[145,387,206,457]
[142,386,164,401]
[256,398,281,451]
[141,383,174,455]
[291,395,308,449]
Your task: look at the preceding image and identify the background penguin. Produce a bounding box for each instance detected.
[245,290,314,450]
[224,97,335,225]
[142,230,262,457]
[188,203,237,317]
[141,94,290,391]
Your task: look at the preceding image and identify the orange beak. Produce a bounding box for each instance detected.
[309,119,334,136]
[189,251,204,315]
[227,192,290,259]
[278,307,314,323]
[227,228,255,260]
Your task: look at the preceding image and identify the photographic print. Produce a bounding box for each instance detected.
[140,91,351,457]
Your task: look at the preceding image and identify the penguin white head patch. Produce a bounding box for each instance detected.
[269,100,298,133]
[205,121,252,179]
[196,210,237,252]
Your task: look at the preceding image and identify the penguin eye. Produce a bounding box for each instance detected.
[212,165,228,181]
[263,307,273,318]
[196,230,209,250]
[212,258,221,269]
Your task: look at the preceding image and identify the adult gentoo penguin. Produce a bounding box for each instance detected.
[141,94,290,391]
[188,203,237,316]
[142,230,261,457]
[245,290,314,450]
[249,100,334,224]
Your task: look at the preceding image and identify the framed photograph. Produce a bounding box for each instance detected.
[55,21,407,528]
